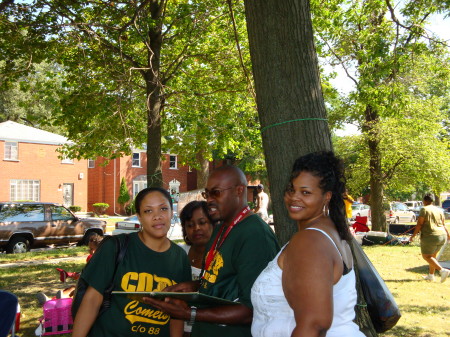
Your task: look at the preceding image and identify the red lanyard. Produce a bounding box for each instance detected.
[203,206,250,272]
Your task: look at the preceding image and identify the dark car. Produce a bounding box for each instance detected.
[0,202,106,254]
[442,199,450,212]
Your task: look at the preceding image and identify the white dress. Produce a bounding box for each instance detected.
[251,228,364,337]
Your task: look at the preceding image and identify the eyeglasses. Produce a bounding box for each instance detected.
[202,187,234,199]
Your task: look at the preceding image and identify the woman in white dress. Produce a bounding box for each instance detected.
[251,151,364,337]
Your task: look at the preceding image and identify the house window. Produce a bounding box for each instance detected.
[132,153,141,167]
[10,179,40,201]
[88,159,95,168]
[61,156,73,164]
[4,142,18,160]
[169,155,177,169]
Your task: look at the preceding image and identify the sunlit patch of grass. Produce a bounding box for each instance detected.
[0,246,87,263]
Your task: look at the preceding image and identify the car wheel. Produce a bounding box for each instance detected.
[393,217,399,224]
[6,236,30,254]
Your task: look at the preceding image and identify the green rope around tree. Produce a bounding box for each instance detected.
[260,118,328,133]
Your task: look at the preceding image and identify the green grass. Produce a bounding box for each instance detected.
[1,241,449,336]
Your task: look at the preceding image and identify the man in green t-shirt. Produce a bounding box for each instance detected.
[410,194,450,283]
[144,165,280,337]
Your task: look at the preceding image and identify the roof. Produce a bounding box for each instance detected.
[0,121,69,145]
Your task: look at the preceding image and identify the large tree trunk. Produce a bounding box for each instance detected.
[364,105,386,232]
[145,7,164,188]
[243,0,332,245]
[244,1,377,334]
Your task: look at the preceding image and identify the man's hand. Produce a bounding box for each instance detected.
[142,297,191,320]
[164,280,200,293]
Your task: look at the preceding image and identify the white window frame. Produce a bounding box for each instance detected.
[4,141,18,161]
[132,153,141,167]
[88,159,95,168]
[10,179,40,201]
[169,155,177,169]
[61,156,74,164]
[133,180,147,198]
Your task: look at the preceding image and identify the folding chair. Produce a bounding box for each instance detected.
[0,290,18,337]
[36,298,73,336]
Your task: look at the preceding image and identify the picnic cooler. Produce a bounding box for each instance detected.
[39,298,73,335]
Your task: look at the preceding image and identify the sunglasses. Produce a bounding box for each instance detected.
[201,186,234,199]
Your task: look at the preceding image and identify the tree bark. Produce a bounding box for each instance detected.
[243,0,332,245]
[145,4,164,188]
[364,105,386,232]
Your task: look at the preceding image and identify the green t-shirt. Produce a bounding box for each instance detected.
[419,205,446,236]
[192,214,280,337]
[82,232,191,337]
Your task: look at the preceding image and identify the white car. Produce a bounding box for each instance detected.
[351,204,371,220]
[112,214,183,240]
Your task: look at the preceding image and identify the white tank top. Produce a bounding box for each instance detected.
[251,228,364,337]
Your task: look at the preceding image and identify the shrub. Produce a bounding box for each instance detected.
[117,177,131,214]
[125,199,136,215]
[69,205,82,212]
[92,203,109,215]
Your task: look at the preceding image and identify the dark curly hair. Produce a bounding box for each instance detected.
[180,201,213,245]
[289,151,351,241]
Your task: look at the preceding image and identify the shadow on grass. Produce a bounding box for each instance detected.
[379,324,433,337]
[406,265,430,274]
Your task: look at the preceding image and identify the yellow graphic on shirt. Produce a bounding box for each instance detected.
[202,252,224,284]
[121,272,175,326]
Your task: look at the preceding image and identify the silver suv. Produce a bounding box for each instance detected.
[384,201,416,224]
[0,202,106,254]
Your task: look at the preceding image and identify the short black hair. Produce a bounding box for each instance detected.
[180,201,213,245]
[423,193,434,203]
[135,187,173,215]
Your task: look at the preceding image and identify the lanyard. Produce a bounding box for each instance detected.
[203,206,250,272]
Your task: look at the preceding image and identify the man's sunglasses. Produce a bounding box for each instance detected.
[201,187,234,199]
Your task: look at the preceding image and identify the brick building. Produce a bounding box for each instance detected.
[87,151,198,215]
[0,121,88,209]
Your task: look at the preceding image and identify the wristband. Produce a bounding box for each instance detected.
[188,306,197,326]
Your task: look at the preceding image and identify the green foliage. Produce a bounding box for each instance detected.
[69,205,82,212]
[118,177,131,206]
[125,198,136,216]
[315,0,450,222]
[92,203,109,215]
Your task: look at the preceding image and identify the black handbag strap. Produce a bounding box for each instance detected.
[100,234,130,313]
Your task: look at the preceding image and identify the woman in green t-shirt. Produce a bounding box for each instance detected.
[72,187,191,337]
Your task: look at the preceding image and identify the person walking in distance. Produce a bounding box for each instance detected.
[254,184,269,222]
[410,194,450,282]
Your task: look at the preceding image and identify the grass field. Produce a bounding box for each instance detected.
[1,239,449,336]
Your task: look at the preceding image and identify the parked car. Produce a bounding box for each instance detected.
[0,202,107,254]
[404,200,423,217]
[351,203,371,220]
[436,207,450,220]
[442,199,450,212]
[112,213,182,240]
[384,201,416,224]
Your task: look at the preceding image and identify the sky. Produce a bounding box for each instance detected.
[332,13,449,137]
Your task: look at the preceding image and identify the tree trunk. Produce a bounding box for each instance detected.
[364,105,386,232]
[196,150,209,189]
[145,8,164,188]
[243,0,332,245]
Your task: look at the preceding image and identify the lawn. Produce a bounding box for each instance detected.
[1,241,449,336]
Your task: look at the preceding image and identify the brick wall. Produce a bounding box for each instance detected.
[0,141,88,210]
